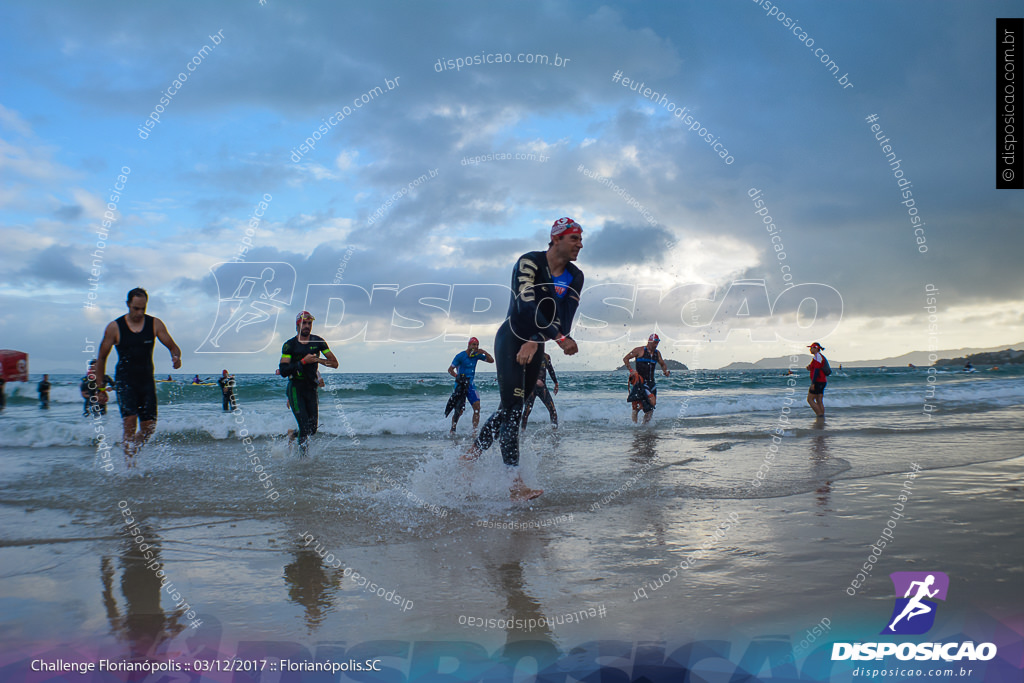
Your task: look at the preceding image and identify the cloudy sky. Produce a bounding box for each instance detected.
[1,1,1021,374]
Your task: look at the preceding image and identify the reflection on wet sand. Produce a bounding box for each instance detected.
[100,524,186,661]
[496,559,555,644]
[629,429,659,464]
[809,420,833,513]
[283,547,343,632]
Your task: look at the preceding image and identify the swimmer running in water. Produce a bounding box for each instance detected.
[623,334,670,425]
[95,287,182,462]
[279,311,338,455]
[464,217,585,500]
[447,337,494,434]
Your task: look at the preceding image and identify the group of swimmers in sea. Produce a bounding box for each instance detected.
[86,218,832,498]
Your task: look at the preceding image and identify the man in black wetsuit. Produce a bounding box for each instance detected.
[278,311,338,455]
[96,288,182,460]
[623,333,670,425]
[38,374,51,409]
[217,370,237,412]
[521,353,559,431]
[466,217,584,500]
[81,359,114,417]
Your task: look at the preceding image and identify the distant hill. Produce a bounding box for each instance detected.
[718,342,1024,369]
[934,348,1024,367]
[615,359,688,371]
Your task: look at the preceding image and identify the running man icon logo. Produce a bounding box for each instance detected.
[881,572,949,635]
[196,262,296,353]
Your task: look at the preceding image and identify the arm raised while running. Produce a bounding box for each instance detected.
[622,346,643,373]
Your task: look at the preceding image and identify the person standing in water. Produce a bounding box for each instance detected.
[466,217,585,500]
[37,374,51,409]
[806,342,828,418]
[217,370,237,412]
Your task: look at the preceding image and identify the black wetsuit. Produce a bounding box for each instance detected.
[217,375,237,411]
[475,251,583,465]
[114,315,158,421]
[81,373,114,416]
[38,379,50,409]
[279,335,330,451]
[524,356,558,426]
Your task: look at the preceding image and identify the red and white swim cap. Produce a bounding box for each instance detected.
[551,217,582,237]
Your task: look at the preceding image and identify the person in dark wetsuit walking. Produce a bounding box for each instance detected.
[95,288,182,460]
[278,311,338,455]
[623,334,670,425]
[465,217,585,500]
[521,353,559,431]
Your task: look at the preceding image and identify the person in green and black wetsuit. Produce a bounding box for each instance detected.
[278,311,338,455]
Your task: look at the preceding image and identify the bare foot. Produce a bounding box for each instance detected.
[510,477,543,501]
[460,444,481,462]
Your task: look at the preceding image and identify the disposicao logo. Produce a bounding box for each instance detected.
[882,571,948,635]
[832,571,998,662]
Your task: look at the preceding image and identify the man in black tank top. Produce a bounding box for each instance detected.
[623,334,670,424]
[96,288,182,461]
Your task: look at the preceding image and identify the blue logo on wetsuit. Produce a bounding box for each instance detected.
[551,270,573,299]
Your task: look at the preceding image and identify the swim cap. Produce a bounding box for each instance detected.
[551,217,582,237]
[468,337,479,345]
[649,334,660,342]
[296,311,315,323]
